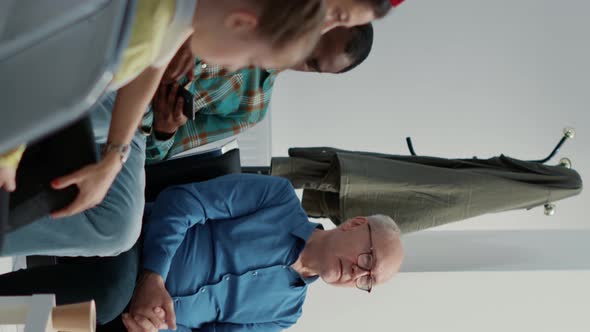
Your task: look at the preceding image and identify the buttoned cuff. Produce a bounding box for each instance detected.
[142,247,172,281]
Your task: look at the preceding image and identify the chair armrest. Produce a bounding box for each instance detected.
[144,148,242,202]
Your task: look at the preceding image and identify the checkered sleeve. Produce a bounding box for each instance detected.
[163,70,277,157]
[142,109,176,163]
[145,132,176,163]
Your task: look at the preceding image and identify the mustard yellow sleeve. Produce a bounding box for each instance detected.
[112,0,175,87]
[0,145,26,169]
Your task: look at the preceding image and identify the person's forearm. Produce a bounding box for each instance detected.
[108,66,167,145]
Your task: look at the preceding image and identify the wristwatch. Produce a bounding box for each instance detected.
[102,143,131,164]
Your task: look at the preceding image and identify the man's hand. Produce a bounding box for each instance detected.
[162,37,195,84]
[129,270,177,331]
[122,308,166,332]
[50,151,122,218]
[152,83,189,137]
[0,166,17,192]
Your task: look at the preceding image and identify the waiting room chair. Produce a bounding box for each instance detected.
[145,140,242,202]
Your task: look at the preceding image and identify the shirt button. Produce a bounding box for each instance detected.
[200,288,207,293]
[201,63,208,69]
[252,271,258,276]
[224,276,230,281]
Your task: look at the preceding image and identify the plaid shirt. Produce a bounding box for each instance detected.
[143,59,278,164]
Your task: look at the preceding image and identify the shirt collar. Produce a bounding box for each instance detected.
[290,221,323,242]
[193,58,278,78]
[300,274,319,285]
[290,221,323,285]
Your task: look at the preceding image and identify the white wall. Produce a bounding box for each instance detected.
[270,0,590,331]
[401,230,590,272]
[271,0,589,231]
[290,271,590,332]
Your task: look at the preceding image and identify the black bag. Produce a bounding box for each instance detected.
[6,116,98,233]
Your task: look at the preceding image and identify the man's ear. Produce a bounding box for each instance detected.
[340,216,367,231]
[224,11,258,34]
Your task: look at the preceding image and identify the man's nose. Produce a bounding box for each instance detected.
[351,264,371,279]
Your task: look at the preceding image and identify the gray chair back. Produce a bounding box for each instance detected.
[0,0,136,153]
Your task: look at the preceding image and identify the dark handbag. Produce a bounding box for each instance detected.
[7,116,98,233]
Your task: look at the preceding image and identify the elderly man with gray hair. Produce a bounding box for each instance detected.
[0,174,404,332]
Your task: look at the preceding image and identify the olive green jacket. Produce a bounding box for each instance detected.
[271,147,583,233]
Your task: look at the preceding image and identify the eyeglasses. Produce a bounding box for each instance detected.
[356,221,375,293]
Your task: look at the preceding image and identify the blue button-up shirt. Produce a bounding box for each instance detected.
[142,174,320,332]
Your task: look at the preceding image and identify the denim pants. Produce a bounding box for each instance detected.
[3,92,146,257]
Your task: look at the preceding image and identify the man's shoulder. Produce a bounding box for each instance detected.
[228,174,293,191]
[228,174,300,211]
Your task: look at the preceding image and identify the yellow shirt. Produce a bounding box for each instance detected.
[111,0,176,88]
[0,145,26,169]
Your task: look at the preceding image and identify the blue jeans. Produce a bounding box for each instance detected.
[3,92,146,257]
